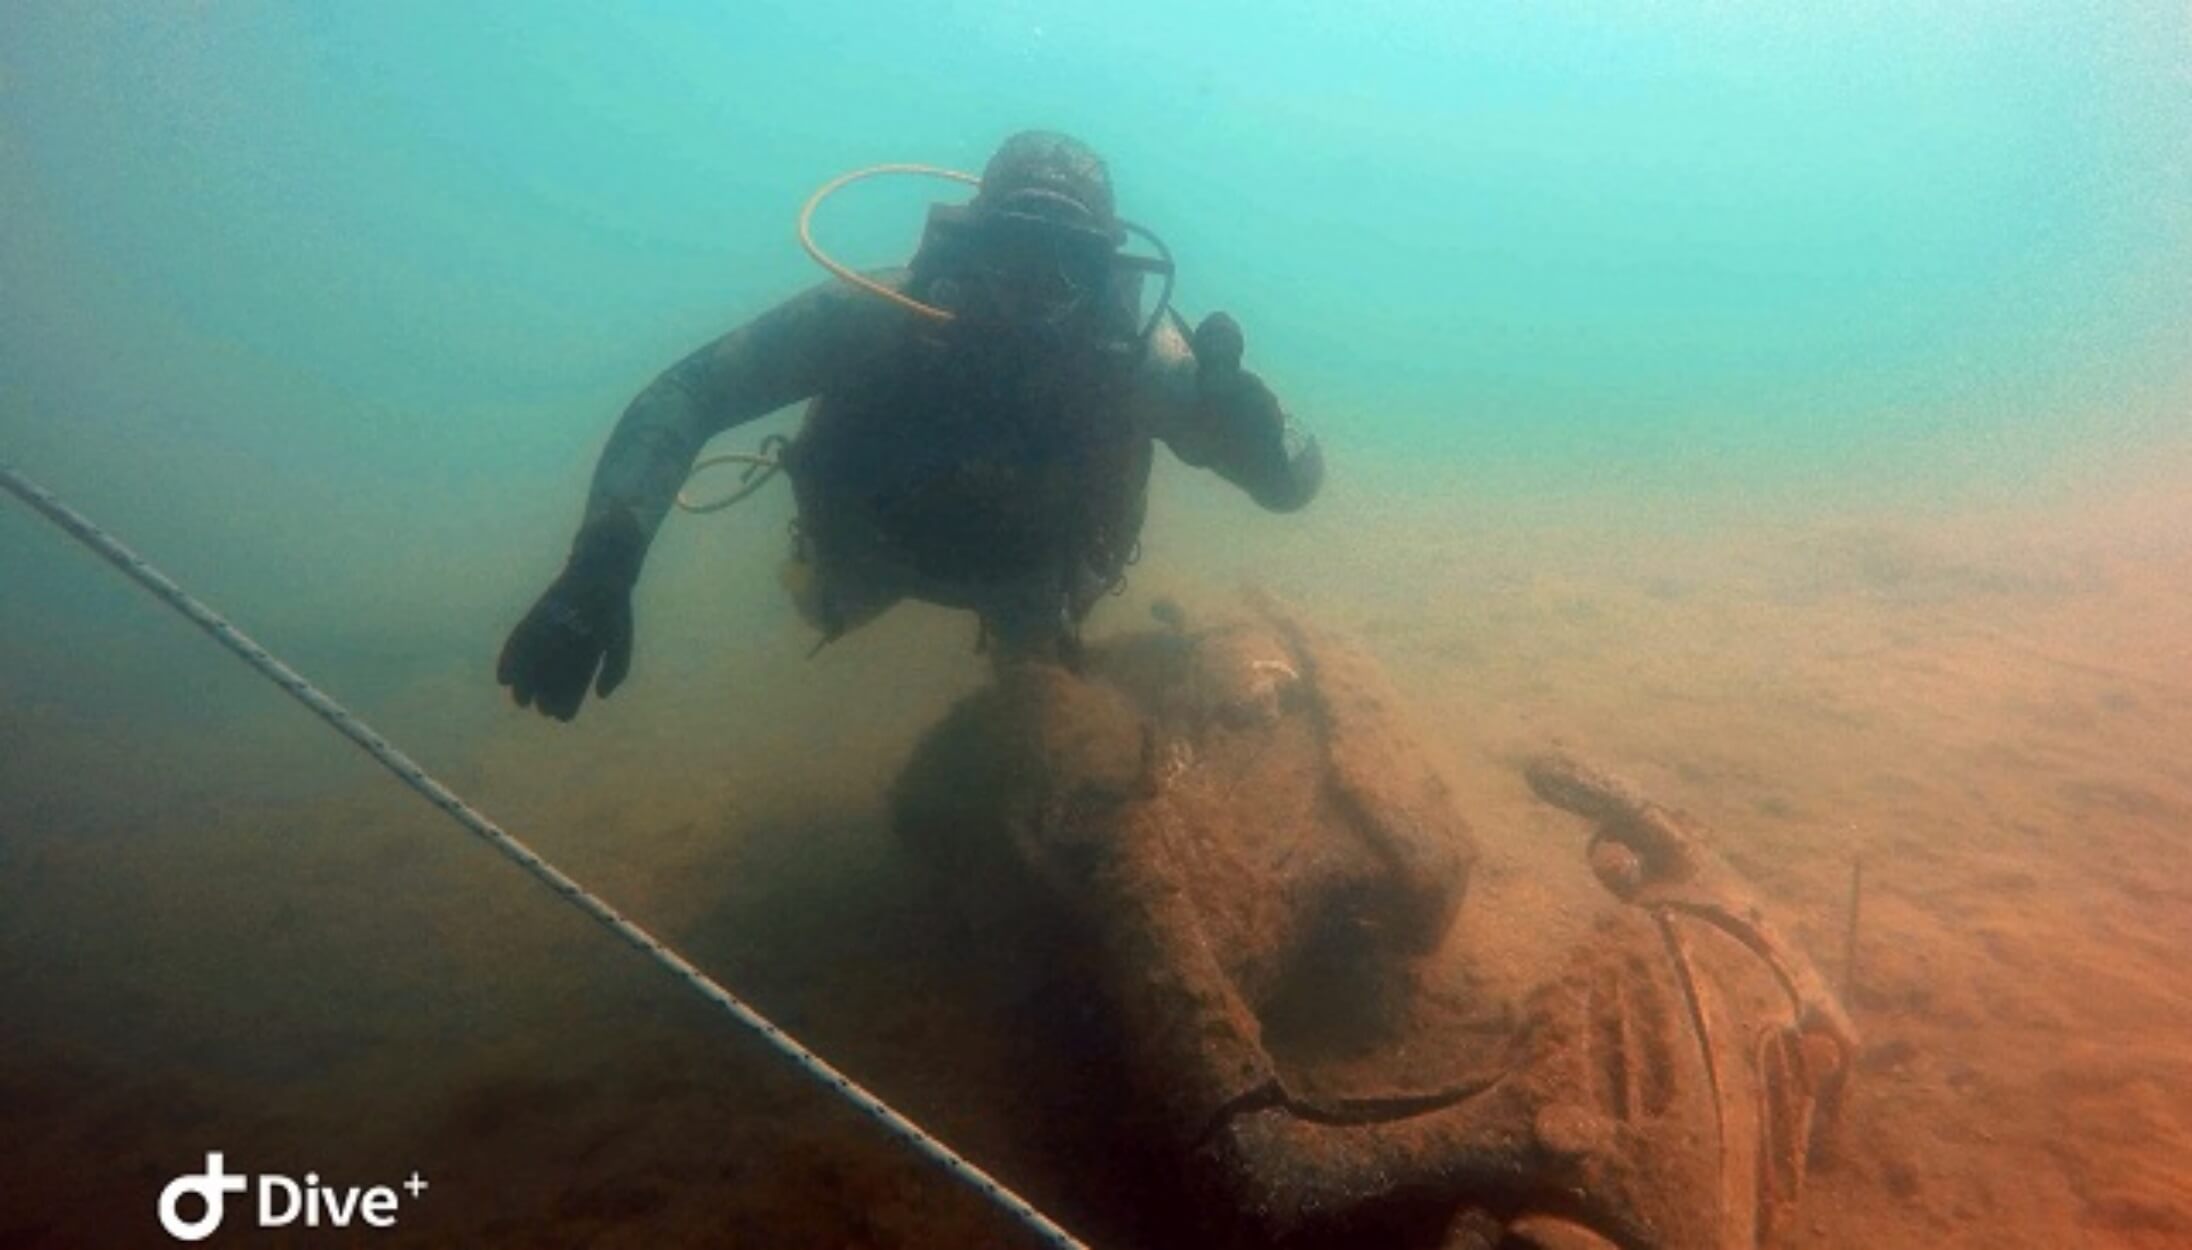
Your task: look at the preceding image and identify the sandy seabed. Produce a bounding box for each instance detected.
[3,449,2190,1248]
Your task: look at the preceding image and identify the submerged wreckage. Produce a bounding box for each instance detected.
[2,467,1855,1248]
[894,594,1858,1249]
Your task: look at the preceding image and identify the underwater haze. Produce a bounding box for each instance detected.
[5,3,2192,1248]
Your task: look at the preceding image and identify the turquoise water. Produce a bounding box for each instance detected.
[6,4,2186,665]
[8,3,2188,498]
[3,4,2190,1247]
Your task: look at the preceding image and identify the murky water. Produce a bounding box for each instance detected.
[4,5,2189,1247]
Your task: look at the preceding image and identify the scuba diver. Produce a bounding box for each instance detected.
[498,131,1325,720]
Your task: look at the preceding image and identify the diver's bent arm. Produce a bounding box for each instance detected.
[579,273,902,549]
[1145,313,1325,513]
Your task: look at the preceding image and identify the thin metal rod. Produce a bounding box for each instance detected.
[0,462,1091,1250]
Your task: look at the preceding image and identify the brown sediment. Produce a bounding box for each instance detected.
[1844,854,1863,1007]
[3,460,2192,1247]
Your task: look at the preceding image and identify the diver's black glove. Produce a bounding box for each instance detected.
[1192,311,1288,444]
[1192,312,1323,512]
[497,511,644,721]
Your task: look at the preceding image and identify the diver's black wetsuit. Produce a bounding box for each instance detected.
[581,267,1323,657]
[501,130,1321,718]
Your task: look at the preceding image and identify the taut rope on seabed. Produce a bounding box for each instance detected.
[0,462,1095,1250]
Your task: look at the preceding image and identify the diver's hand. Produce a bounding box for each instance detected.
[497,513,643,721]
[1192,312,1282,440]
[1191,312,1322,511]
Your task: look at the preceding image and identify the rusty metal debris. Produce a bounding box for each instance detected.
[893,595,1857,1248]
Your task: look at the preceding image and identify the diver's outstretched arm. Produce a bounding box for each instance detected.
[499,274,901,721]
[1146,311,1325,513]
[581,272,906,546]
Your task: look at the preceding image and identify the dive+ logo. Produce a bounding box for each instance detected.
[157,1152,427,1241]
